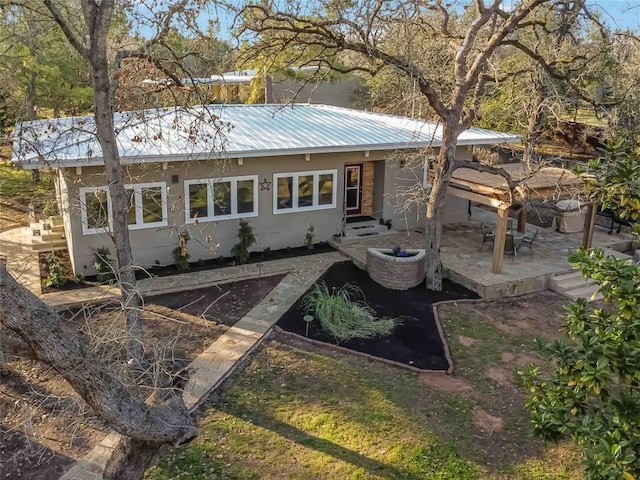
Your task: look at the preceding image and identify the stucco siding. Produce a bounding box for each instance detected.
[62,151,390,275]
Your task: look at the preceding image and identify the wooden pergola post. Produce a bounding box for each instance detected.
[492,205,510,274]
[517,205,527,233]
[581,202,597,248]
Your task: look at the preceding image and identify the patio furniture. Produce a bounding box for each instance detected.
[505,231,524,257]
[515,228,539,255]
[479,222,495,251]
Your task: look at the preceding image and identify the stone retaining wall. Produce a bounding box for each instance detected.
[366,248,425,290]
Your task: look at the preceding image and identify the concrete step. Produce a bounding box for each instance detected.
[549,270,603,302]
[340,228,400,242]
[566,283,603,301]
[549,272,595,294]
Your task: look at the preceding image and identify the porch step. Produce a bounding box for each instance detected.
[549,270,602,302]
[341,219,400,242]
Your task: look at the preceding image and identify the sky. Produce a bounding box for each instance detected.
[589,0,640,31]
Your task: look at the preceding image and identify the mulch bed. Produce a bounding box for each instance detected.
[149,273,288,326]
[277,261,478,371]
[130,243,335,281]
[38,251,96,294]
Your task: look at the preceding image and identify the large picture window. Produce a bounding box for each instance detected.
[80,182,167,235]
[274,170,337,214]
[185,175,258,223]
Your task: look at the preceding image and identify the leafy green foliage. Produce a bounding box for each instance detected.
[577,141,640,236]
[0,161,55,208]
[231,219,256,264]
[523,141,640,479]
[520,249,640,479]
[304,225,315,250]
[92,247,115,283]
[302,282,397,342]
[172,232,191,271]
[44,254,67,288]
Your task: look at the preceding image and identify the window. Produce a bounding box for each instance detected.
[185,175,258,223]
[80,182,167,235]
[273,170,337,214]
[80,187,111,234]
[127,183,167,229]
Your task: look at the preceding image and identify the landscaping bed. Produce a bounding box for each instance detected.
[276,261,478,371]
[1,274,283,480]
[149,273,287,326]
[147,290,583,480]
[131,243,335,281]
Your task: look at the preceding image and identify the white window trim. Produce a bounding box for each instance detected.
[80,186,113,235]
[80,182,168,235]
[126,182,168,231]
[273,169,338,215]
[184,175,259,224]
[423,155,437,189]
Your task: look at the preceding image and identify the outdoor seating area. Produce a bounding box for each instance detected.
[333,206,634,299]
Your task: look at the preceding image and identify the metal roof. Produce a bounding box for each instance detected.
[12,104,521,169]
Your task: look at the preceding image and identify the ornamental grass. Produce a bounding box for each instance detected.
[301,282,398,342]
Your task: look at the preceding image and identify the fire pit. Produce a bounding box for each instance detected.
[366,247,426,290]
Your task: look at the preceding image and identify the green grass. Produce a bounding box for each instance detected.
[0,160,55,208]
[147,295,584,480]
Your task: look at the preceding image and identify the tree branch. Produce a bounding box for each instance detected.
[0,265,196,445]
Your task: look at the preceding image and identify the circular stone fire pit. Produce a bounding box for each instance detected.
[366,247,426,290]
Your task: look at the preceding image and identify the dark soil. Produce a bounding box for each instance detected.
[128,243,335,282]
[38,251,96,294]
[1,273,283,480]
[149,273,287,326]
[277,261,478,371]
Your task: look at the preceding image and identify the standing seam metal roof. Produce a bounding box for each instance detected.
[12,104,521,169]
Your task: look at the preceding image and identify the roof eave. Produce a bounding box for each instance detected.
[13,135,521,170]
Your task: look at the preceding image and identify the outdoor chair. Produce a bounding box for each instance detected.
[479,222,495,251]
[515,228,539,255]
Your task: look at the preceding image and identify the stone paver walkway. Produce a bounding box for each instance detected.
[0,227,42,295]
[58,251,345,480]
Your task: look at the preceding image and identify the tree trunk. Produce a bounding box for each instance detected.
[424,122,459,291]
[0,264,196,444]
[103,437,161,480]
[86,1,144,364]
[523,81,546,167]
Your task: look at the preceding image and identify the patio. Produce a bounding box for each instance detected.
[332,206,633,299]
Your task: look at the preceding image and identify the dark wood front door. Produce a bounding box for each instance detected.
[345,164,363,216]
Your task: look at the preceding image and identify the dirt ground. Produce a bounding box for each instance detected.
[428,290,575,467]
[0,200,28,231]
[149,273,287,326]
[0,275,284,480]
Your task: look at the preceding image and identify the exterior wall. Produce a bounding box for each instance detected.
[61,150,388,276]
[381,159,423,231]
[444,146,474,224]
[372,161,385,218]
[59,145,476,276]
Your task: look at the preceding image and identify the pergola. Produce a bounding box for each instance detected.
[440,163,595,274]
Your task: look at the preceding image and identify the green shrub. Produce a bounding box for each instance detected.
[304,225,315,250]
[44,254,67,288]
[92,246,115,283]
[172,232,190,271]
[231,219,256,264]
[302,282,398,342]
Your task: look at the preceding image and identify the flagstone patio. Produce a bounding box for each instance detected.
[332,207,633,299]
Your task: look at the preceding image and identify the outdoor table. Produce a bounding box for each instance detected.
[506,230,525,257]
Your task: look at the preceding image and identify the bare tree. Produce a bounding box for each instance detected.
[0,264,197,476]
[238,0,607,289]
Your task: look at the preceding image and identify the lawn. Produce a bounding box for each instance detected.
[146,290,584,480]
[0,160,55,206]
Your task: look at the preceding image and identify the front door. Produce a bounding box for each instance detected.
[345,164,363,216]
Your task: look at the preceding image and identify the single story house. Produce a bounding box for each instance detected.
[12,104,520,276]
